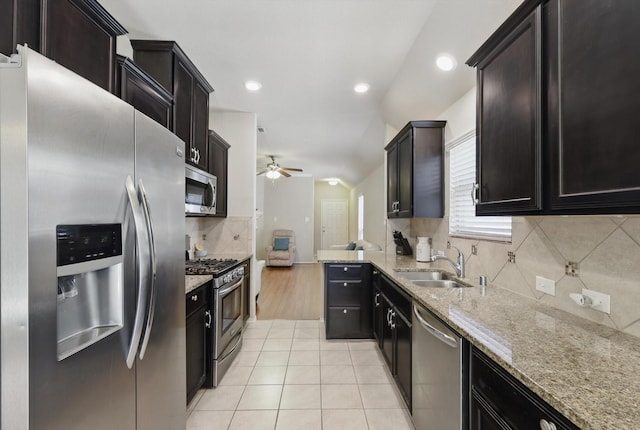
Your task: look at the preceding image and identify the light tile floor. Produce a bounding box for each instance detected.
[187,319,415,430]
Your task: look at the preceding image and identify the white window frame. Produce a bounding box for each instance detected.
[447,130,512,242]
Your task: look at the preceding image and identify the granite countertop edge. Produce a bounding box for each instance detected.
[317,250,639,430]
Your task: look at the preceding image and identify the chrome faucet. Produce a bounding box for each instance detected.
[430,244,465,278]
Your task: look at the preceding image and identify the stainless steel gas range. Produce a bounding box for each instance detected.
[186,258,244,387]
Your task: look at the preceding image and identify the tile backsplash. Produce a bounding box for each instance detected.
[388,215,640,339]
[186,216,253,257]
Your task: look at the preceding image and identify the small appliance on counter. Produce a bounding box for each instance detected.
[393,230,413,256]
[416,237,432,262]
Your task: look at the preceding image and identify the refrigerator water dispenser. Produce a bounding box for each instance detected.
[56,224,124,361]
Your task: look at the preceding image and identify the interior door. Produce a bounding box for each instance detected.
[321,199,348,249]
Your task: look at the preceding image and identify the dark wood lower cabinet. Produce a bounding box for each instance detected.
[377,275,412,410]
[186,285,209,404]
[470,347,578,430]
[324,263,372,339]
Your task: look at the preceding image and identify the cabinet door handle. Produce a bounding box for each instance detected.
[374,293,380,307]
[471,183,479,205]
[539,419,557,430]
[386,308,392,326]
[195,149,201,164]
[191,294,198,301]
[204,310,212,328]
[390,311,396,329]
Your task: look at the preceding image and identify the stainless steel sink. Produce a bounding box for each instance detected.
[394,271,455,281]
[411,280,465,288]
[394,271,469,288]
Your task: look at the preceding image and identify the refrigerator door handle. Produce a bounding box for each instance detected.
[125,176,151,369]
[138,179,157,360]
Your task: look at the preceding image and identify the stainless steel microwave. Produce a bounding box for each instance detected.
[185,165,216,216]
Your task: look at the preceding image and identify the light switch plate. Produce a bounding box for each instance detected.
[535,276,556,296]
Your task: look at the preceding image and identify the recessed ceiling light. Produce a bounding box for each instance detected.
[328,179,339,186]
[436,54,457,71]
[245,80,262,91]
[354,83,370,93]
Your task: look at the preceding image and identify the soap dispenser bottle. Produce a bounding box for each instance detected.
[416,237,431,262]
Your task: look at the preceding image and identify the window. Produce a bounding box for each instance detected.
[448,131,511,241]
[357,194,364,240]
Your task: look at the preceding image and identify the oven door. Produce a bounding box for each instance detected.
[213,278,243,357]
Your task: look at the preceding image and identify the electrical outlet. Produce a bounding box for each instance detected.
[535,276,556,296]
[582,288,611,314]
[565,261,580,277]
[471,245,478,255]
[507,251,516,263]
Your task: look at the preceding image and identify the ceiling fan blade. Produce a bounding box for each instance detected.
[256,169,268,176]
[277,168,291,177]
[280,167,303,172]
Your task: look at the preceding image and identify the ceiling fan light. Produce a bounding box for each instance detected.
[266,170,281,179]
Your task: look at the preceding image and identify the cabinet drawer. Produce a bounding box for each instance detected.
[186,286,207,317]
[471,349,578,429]
[326,306,361,338]
[327,264,365,280]
[327,280,362,306]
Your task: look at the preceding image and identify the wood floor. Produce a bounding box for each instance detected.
[256,263,323,320]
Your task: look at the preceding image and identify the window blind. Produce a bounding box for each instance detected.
[448,133,511,241]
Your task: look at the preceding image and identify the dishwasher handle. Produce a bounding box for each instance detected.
[413,304,458,349]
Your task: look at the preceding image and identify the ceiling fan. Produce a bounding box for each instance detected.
[256,156,303,179]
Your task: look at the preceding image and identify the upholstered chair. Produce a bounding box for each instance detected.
[266,229,296,267]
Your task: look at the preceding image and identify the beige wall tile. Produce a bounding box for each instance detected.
[538,216,617,262]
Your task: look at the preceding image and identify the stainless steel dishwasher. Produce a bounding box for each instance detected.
[412,301,463,430]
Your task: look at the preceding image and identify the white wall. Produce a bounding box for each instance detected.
[349,164,386,250]
[262,176,315,263]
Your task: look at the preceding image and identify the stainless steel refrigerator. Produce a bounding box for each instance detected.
[0,46,186,429]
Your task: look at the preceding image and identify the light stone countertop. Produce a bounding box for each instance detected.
[185,275,212,295]
[317,250,639,430]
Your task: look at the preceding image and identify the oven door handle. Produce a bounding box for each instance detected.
[137,179,157,360]
[218,278,243,297]
[124,176,150,369]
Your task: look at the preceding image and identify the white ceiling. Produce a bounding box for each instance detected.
[100,0,521,186]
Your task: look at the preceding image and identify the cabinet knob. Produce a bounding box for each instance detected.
[191,294,198,301]
[343,282,348,287]
[343,267,348,272]
[539,419,557,430]
[343,309,348,314]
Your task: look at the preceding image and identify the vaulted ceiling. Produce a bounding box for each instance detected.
[100,0,520,186]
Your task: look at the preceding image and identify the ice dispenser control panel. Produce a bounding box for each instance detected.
[56,224,122,266]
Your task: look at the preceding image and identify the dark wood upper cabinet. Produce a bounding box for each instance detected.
[42,0,127,93]
[546,0,640,212]
[1,0,41,55]
[130,40,214,172]
[386,121,446,218]
[115,56,172,129]
[468,0,640,215]
[208,130,230,218]
[471,7,542,215]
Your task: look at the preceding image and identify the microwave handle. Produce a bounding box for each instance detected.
[206,179,216,209]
